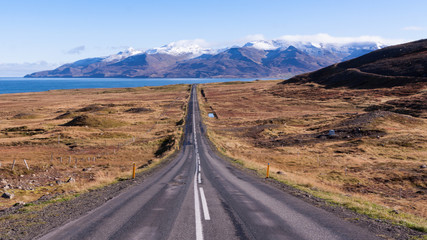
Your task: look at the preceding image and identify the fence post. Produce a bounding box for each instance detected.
[12,159,16,170]
[23,159,30,170]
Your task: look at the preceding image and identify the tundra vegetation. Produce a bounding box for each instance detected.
[0,84,190,209]
[198,80,427,232]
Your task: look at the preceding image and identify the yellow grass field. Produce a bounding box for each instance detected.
[198,80,427,231]
[0,84,190,208]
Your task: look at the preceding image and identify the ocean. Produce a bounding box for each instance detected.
[0,77,257,94]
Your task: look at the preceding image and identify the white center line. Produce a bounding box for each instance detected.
[199,187,211,220]
[194,171,203,240]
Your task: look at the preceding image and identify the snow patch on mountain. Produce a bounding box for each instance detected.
[103,47,143,62]
[243,40,277,50]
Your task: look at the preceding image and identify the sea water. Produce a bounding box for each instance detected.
[0,77,256,94]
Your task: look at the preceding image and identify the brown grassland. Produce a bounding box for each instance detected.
[198,80,427,232]
[0,84,190,209]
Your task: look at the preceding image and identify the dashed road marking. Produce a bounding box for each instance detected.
[199,187,211,220]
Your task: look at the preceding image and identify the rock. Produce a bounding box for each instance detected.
[20,175,24,177]
[420,164,427,169]
[390,209,399,214]
[66,177,75,183]
[56,180,63,185]
[148,160,153,164]
[3,185,10,190]
[13,201,25,206]
[82,168,92,171]
[0,179,7,185]
[2,192,14,199]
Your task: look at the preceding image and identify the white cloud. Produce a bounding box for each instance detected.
[241,34,266,42]
[166,39,211,48]
[66,45,86,54]
[402,26,423,31]
[0,62,60,77]
[277,33,403,45]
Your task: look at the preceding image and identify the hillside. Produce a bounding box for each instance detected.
[284,39,427,88]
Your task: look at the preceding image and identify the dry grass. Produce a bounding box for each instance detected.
[0,84,190,208]
[198,80,427,231]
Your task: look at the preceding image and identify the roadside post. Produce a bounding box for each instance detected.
[132,162,136,179]
[266,163,270,178]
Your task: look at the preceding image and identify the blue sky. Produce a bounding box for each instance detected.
[0,0,426,76]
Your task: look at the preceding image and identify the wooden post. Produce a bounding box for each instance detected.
[12,159,16,170]
[23,159,30,170]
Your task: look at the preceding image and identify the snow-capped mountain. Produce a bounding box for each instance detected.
[244,39,385,56]
[145,39,219,57]
[26,38,388,78]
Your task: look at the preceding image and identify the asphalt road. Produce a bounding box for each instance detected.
[39,85,380,240]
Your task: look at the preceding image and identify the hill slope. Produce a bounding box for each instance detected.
[284,39,427,88]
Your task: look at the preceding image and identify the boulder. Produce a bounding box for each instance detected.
[2,192,14,199]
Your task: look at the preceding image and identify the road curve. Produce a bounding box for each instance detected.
[38,85,381,240]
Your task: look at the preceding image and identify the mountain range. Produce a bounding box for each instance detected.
[26,39,386,78]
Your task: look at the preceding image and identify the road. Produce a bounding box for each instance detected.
[39,85,380,240]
